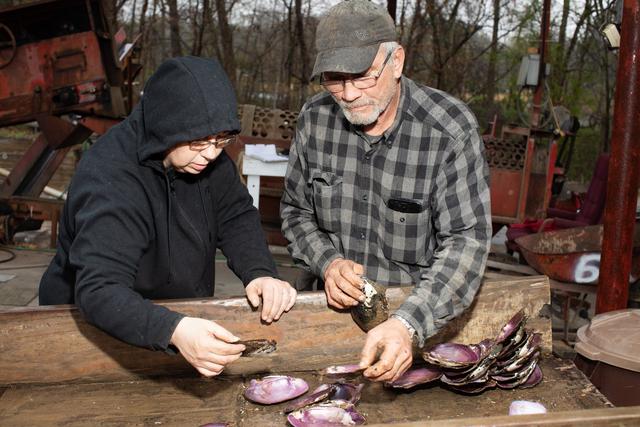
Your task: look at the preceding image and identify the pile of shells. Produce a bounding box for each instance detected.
[243,375,366,426]
[387,309,543,393]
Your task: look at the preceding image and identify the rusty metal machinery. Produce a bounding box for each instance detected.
[237,104,298,142]
[484,124,558,226]
[0,0,142,246]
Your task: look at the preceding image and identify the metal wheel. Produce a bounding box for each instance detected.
[0,23,17,69]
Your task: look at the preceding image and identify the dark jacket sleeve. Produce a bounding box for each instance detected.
[69,165,184,351]
[212,153,279,284]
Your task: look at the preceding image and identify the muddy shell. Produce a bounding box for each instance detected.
[351,277,389,332]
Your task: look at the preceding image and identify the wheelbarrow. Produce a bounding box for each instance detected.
[515,224,640,284]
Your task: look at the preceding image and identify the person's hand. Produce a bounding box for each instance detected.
[358,317,413,382]
[170,317,245,377]
[245,277,297,323]
[323,258,365,309]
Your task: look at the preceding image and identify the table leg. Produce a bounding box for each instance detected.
[246,175,260,209]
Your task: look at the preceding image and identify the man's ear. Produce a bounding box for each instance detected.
[393,46,405,78]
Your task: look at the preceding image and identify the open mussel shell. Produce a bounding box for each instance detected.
[284,382,364,413]
[284,384,334,413]
[287,402,365,427]
[422,343,481,368]
[331,382,364,403]
[496,309,527,344]
[320,364,364,377]
[386,366,442,389]
[351,277,389,332]
[244,375,309,405]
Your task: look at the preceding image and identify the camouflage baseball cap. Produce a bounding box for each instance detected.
[311,0,397,79]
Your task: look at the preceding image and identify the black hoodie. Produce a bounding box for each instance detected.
[39,57,278,351]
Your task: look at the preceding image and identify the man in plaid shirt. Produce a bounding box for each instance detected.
[281,0,491,382]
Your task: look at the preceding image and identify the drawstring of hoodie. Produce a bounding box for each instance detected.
[165,168,177,285]
[197,180,212,244]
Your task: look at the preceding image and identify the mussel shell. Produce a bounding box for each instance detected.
[244,375,309,404]
[446,379,497,394]
[239,339,277,357]
[331,382,364,403]
[284,384,334,413]
[494,357,539,388]
[287,402,365,426]
[422,343,480,368]
[519,365,543,389]
[284,382,364,413]
[496,309,527,344]
[321,364,364,377]
[386,366,442,389]
[351,277,389,332]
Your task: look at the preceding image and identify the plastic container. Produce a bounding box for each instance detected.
[574,309,640,406]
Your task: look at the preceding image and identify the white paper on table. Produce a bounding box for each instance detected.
[245,144,289,162]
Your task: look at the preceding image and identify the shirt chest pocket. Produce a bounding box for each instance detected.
[380,199,430,265]
[309,171,343,233]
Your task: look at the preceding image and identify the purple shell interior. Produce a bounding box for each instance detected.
[496,310,526,343]
[244,375,309,405]
[425,343,480,364]
[387,367,442,389]
[284,384,333,413]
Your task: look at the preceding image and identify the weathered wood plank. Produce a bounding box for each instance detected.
[368,406,640,427]
[0,276,551,385]
[0,358,610,426]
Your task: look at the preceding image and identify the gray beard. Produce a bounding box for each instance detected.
[336,84,397,126]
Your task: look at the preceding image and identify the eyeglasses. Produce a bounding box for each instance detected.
[189,134,238,151]
[321,50,394,94]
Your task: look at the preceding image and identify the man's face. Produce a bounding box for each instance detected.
[163,133,237,173]
[323,47,402,126]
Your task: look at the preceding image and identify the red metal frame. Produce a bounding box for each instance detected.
[597,0,640,313]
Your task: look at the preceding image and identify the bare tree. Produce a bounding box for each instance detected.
[167,0,182,56]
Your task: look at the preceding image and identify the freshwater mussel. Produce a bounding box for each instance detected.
[351,276,389,332]
[244,375,309,404]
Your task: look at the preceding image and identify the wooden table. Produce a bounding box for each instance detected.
[1,276,637,426]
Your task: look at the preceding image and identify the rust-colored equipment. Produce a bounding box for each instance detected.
[516,224,640,285]
[484,125,558,226]
[0,0,141,245]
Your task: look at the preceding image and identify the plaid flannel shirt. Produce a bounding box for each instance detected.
[280,76,492,346]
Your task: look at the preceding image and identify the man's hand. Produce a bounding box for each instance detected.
[170,317,245,377]
[323,258,365,309]
[245,277,297,323]
[358,317,413,382]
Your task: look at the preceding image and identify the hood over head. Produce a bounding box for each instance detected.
[137,56,241,162]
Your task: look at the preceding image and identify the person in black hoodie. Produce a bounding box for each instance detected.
[39,56,297,377]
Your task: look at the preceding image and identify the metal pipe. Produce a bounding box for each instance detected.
[531,0,551,128]
[596,0,640,313]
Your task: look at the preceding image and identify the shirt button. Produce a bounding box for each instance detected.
[360,232,366,239]
[400,217,405,222]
